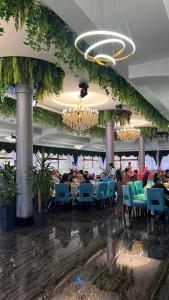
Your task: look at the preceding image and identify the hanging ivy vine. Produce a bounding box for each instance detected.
[0,96,168,140]
[0,0,169,130]
[99,109,132,126]
[0,57,65,99]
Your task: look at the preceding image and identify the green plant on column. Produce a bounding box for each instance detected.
[32,149,53,226]
[0,163,17,230]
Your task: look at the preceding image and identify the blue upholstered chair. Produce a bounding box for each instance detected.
[55,184,72,206]
[103,177,112,183]
[134,181,144,194]
[76,183,93,209]
[122,185,147,217]
[147,188,165,213]
[127,182,137,196]
[93,182,108,208]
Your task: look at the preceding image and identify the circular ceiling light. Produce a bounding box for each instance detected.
[75,30,136,67]
[52,91,109,108]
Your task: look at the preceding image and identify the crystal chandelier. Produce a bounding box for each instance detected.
[117,127,140,143]
[62,102,99,133]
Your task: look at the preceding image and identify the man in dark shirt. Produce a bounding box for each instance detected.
[152,177,169,206]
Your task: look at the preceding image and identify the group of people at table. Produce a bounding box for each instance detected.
[50,161,169,207]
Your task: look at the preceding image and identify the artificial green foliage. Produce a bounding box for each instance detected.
[140,127,158,139]
[0,163,17,207]
[32,149,53,212]
[0,57,65,99]
[0,0,168,130]
[99,109,131,126]
[1,96,168,140]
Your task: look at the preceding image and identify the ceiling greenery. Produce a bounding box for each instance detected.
[0,0,169,131]
[0,96,167,140]
[0,56,64,99]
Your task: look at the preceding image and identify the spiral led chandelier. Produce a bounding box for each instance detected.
[62,103,99,133]
[117,127,140,143]
[75,30,135,67]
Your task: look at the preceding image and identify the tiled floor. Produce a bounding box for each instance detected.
[0,207,169,300]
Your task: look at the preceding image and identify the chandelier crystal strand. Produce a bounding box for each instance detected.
[117,127,140,143]
[62,103,99,133]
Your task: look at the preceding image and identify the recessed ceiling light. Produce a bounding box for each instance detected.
[74,145,83,149]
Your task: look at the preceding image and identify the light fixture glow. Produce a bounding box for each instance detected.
[117,126,140,143]
[75,30,136,67]
[94,54,116,67]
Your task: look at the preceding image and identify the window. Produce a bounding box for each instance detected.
[83,156,100,170]
[0,150,15,167]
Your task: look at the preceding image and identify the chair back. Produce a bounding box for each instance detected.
[134,181,144,194]
[122,185,133,206]
[147,179,154,187]
[55,183,70,203]
[98,182,108,200]
[107,180,116,198]
[147,188,165,212]
[79,183,93,202]
[103,177,112,183]
[127,182,137,196]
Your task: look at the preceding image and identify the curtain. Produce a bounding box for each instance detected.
[145,154,157,171]
[160,155,169,171]
[67,154,74,170]
[77,155,83,170]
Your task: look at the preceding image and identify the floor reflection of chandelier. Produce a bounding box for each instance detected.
[62,103,99,133]
[117,127,140,142]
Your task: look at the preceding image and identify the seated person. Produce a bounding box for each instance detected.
[165,169,169,181]
[122,168,130,185]
[152,177,169,206]
[143,167,149,187]
[131,169,138,182]
[80,173,90,183]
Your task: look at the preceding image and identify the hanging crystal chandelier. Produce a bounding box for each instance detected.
[62,102,99,133]
[117,127,140,143]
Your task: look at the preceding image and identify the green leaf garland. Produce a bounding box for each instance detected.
[0,57,65,99]
[0,0,169,130]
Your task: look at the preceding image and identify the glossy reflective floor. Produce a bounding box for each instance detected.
[0,207,169,300]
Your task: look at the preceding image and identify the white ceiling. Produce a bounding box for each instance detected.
[0,0,169,152]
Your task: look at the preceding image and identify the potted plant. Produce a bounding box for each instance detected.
[32,149,53,226]
[0,163,17,230]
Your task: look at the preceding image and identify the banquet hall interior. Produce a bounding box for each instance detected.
[1,0,169,299]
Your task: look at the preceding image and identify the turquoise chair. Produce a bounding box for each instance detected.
[55,184,72,206]
[127,182,137,195]
[134,181,144,194]
[147,188,165,213]
[93,182,108,208]
[122,185,147,217]
[147,179,154,187]
[76,183,93,209]
[127,181,146,201]
[107,181,116,206]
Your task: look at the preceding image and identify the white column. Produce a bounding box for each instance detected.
[16,84,33,225]
[106,121,114,168]
[139,135,145,172]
